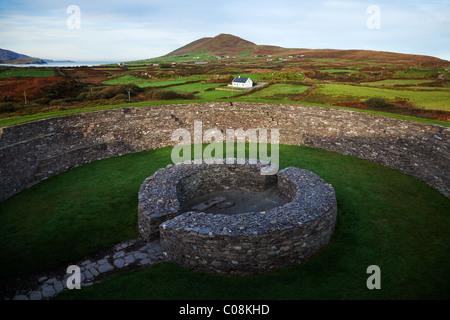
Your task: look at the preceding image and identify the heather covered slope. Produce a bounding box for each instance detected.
[0,48,46,65]
[141,33,449,67]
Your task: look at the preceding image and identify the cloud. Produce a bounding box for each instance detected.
[0,0,448,61]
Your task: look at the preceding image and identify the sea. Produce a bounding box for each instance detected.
[0,61,119,68]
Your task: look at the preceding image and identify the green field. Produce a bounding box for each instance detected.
[102,75,214,88]
[0,68,55,78]
[1,144,448,299]
[316,83,450,110]
[245,84,310,100]
[393,68,446,79]
[103,75,190,87]
[195,89,237,99]
[163,82,221,93]
[360,79,436,86]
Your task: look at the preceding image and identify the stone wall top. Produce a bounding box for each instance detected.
[0,102,448,202]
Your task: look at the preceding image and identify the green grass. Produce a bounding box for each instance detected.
[195,89,237,99]
[393,69,436,79]
[102,75,151,86]
[245,84,310,100]
[316,83,450,110]
[360,79,436,86]
[102,75,213,88]
[236,72,305,82]
[0,68,55,78]
[162,82,221,93]
[102,75,191,88]
[0,147,173,279]
[0,144,449,299]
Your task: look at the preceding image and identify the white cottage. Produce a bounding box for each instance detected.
[232,76,253,88]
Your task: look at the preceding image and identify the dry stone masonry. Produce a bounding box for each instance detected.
[138,159,337,275]
[4,239,162,300]
[0,102,449,202]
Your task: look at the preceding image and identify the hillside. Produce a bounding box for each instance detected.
[167,33,257,56]
[0,48,46,65]
[134,33,449,67]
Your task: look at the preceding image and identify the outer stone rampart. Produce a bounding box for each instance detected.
[0,102,449,202]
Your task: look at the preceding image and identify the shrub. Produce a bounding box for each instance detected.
[98,84,143,99]
[113,93,128,101]
[49,98,72,106]
[0,102,17,114]
[84,92,102,100]
[34,98,51,105]
[365,97,394,109]
[45,81,85,99]
[183,92,195,99]
[150,90,181,100]
[99,86,119,99]
[146,90,195,100]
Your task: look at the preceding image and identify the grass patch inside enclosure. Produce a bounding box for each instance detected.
[1,144,449,299]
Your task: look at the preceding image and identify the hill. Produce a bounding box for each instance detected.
[132,33,449,67]
[0,48,46,65]
[167,33,257,56]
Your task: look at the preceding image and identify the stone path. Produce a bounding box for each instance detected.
[3,239,163,300]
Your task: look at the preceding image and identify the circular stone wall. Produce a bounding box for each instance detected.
[138,159,337,275]
[0,102,448,203]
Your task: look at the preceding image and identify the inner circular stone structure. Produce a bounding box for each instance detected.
[138,159,337,275]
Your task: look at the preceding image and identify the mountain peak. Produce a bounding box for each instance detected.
[213,33,255,44]
[166,33,256,57]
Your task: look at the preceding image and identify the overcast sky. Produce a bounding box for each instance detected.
[0,0,449,62]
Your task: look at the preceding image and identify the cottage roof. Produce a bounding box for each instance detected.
[232,76,250,83]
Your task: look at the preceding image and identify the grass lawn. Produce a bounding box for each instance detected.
[316,83,450,110]
[0,144,449,299]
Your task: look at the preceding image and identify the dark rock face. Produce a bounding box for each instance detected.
[138,159,337,275]
[0,102,449,203]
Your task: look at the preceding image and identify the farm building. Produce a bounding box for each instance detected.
[232,76,253,88]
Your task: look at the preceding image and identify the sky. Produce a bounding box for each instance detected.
[0,0,449,62]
